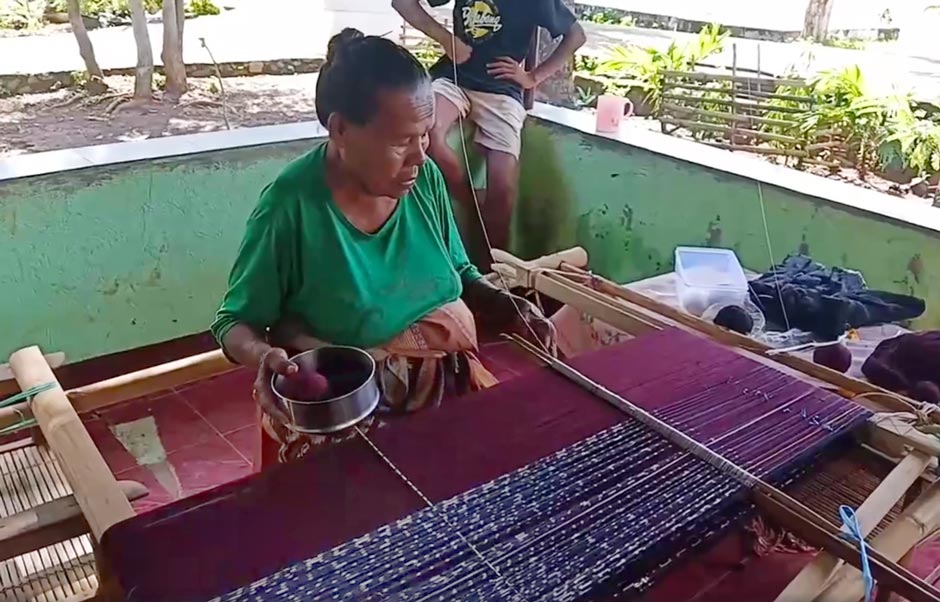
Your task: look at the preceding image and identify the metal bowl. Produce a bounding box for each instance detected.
[271,346,380,434]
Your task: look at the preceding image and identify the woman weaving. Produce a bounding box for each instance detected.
[211,29,552,468]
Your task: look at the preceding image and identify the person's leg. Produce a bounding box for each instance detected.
[428,79,474,207]
[481,150,519,252]
[467,92,527,253]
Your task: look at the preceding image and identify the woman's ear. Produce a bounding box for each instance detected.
[327,112,347,149]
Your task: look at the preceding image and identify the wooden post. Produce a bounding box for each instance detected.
[8,347,135,540]
[523,30,539,111]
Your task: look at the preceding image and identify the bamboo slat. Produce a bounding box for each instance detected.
[704,142,810,157]
[0,443,97,602]
[662,69,807,88]
[662,81,816,103]
[659,116,802,144]
[662,93,809,115]
[661,102,799,128]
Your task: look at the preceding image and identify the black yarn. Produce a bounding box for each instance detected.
[714,305,753,335]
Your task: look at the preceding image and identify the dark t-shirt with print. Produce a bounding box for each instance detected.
[428,0,576,105]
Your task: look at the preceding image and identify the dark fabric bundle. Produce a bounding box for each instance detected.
[862,331,940,402]
[749,255,925,340]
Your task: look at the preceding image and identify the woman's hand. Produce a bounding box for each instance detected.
[253,347,298,425]
[511,297,557,354]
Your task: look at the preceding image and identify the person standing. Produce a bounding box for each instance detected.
[392,0,585,262]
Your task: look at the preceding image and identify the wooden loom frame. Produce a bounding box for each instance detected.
[0,247,937,601]
[493,247,940,602]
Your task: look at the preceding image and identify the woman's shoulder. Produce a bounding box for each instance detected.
[254,142,329,218]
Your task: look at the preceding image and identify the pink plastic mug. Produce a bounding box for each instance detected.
[595,94,635,133]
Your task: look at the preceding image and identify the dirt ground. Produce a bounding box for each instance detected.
[0,73,318,157]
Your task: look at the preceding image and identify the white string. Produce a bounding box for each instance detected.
[355,426,526,600]
[448,26,557,358]
[756,181,791,331]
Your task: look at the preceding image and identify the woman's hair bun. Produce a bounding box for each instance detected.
[326,28,365,64]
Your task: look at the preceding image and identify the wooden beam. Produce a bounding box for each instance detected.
[755,487,940,602]
[775,450,932,601]
[510,333,940,602]
[550,263,923,417]
[9,346,136,540]
[868,415,940,459]
[0,480,148,562]
[814,480,940,602]
[67,349,233,413]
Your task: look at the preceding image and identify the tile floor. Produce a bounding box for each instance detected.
[83,341,534,514]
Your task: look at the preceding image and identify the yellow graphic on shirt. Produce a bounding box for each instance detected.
[462,0,502,42]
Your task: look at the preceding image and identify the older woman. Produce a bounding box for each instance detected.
[211,29,552,468]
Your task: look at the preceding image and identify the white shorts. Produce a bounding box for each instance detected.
[432,78,527,159]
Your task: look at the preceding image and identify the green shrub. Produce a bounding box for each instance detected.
[186,0,218,17]
[593,23,728,111]
[0,0,45,30]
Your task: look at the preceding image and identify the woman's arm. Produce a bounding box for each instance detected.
[211,184,297,420]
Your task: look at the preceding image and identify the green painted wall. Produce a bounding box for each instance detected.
[0,141,315,363]
[1,121,937,364]
[512,121,938,327]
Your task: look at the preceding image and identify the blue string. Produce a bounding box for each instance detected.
[840,504,874,602]
[0,382,57,409]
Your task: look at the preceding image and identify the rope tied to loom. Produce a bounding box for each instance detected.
[840,504,875,602]
[0,382,57,436]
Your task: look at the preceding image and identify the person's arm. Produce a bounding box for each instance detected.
[529,22,586,87]
[391,0,472,64]
[487,2,587,89]
[210,187,299,420]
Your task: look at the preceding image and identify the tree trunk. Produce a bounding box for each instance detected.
[161,0,187,99]
[533,0,577,108]
[129,0,154,101]
[65,0,104,81]
[802,0,835,41]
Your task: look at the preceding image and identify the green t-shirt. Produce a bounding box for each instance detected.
[210,142,481,349]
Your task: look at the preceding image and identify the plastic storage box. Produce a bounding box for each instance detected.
[674,247,748,316]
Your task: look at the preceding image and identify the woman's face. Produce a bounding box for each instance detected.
[331,83,435,199]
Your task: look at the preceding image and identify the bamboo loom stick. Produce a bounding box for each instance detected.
[814,480,940,602]
[66,349,232,413]
[508,334,940,602]
[0,348,234,432]
[774,450,933,602]
[8,346,135,541]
